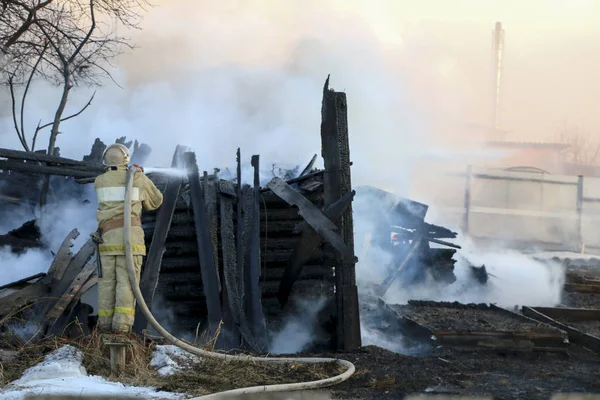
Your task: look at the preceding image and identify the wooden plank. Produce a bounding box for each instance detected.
[0,160,101,178]
[333,85,361,351]
[0,272,46,290]
[552,394,600,400]
[55,239,96,281]
[319,77,361,350]
[235,148,245,304]
[529,307,600,322]
[0,278,51,317]
[47,229,80,278]
[277,189,355,307]
[405,396,493,400]
[204,171,220,290]
[523,306,600,354]
[184,151,223,347]
[219,186,242,349]
[45,263,97,336]
[245,155,267,350]
[133,146,183,333]
[564,283,600,293]
[266,177,354,259]
[432,330,567,340]
[0,147,105,169]
[376,237,422,297]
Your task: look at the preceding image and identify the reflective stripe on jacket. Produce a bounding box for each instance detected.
[94,166,163,256]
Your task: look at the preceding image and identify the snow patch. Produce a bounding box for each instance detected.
[0,345,181,399]
[151,345,201,376]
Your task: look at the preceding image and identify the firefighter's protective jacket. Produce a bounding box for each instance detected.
[94,166,163,255]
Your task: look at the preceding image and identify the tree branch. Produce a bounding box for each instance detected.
[34,90,96,140]
[68,0,96,64]
[8,75,30,152]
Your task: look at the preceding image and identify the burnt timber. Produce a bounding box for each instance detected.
[0,77,362,352]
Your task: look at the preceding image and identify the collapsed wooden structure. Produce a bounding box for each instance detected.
[393,301,569,353]
[0,77,362,352]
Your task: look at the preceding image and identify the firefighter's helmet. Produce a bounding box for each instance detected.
[102,143,130,167]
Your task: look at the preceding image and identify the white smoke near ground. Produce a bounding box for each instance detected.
[0,248,53,287]
[268,298,327,355]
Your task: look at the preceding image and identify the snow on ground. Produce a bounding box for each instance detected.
[0,345,183,399]
[151,345,201,376]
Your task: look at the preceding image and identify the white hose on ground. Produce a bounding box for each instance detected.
[123,166,356,399]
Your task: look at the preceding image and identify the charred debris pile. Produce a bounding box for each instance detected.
[0,77,371,353]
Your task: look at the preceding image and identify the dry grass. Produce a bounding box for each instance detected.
[0,319,345,396]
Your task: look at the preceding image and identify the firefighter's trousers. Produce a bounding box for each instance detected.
[97,255,142,333]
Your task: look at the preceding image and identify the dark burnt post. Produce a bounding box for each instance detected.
[320,76,361,350]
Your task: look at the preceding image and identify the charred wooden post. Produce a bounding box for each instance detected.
[184,152,223,347]
[204,170,220,289]
[319,76,361,350]
[133,146,184,333]
[245,155,268,349]
[235,148,245,295]
[218,180,241,349]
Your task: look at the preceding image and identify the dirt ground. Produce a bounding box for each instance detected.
[323,344,600,400]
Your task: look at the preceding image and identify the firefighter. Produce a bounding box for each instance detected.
[92,143,163,333]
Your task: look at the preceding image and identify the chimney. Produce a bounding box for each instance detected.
[491,21,505,137]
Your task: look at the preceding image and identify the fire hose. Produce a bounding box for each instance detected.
[122,166,356,399]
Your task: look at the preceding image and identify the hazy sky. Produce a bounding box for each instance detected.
[1,0,599,191]
[118,0,600,143]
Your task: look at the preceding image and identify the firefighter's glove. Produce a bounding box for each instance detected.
[90,231,104,244]
[133,164,144,173]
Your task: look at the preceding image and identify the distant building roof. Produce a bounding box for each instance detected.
[485,141,569,150]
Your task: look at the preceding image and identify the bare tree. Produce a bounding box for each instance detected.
[1,0,150,154]
[557,122,600,166]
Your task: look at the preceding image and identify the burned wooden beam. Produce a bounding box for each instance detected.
[0,160,101,178]
[245,154,267,350]
[266,177,355,260]
[0,273,46,291]
[36,239,96,338]
[219,180,242,349]
[184,151,223,346]
[134,146,184,333]
[298,154,318,178]
[47,229,79,277]
[522,306,600,354]
[235,148,245,298]
[0,277,51,318]
[45,262,97,336]
[0,147,104,170]
[204,170,220,289]
[375,237,423,298]
[320,75,361,350]
[277,189,356,307]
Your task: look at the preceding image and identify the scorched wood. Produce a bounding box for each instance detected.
[219,180,242,349]
[266,177,354,260]
[0,147,104,170]
[0,160,101,178]
[319,76,361,350]
[184,151,223,346]
[47,229,79,277]
[245,155,267,350]
[277,189,355,307]
[45,262,97,336]
[134,146,184,333]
